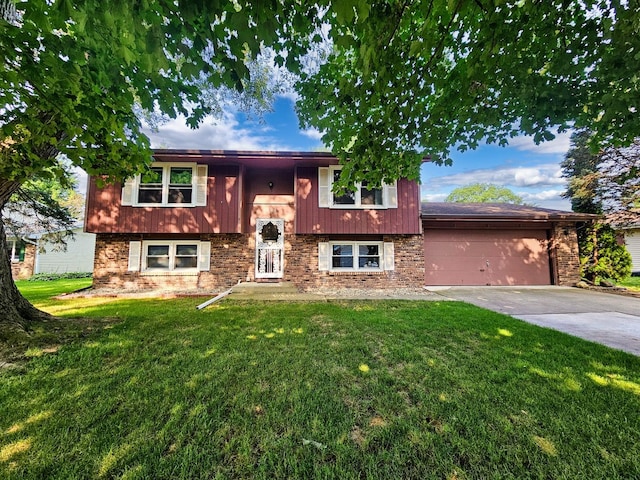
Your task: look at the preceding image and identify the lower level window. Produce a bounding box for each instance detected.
[8,239,25,263]
[143,242,198,271]
[331,242,382,271]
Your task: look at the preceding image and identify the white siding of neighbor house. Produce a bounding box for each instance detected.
[625,229,640,273]
[35,229,96,274]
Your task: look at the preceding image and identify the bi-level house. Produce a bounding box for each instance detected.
[85,150,425,291]
[85,149,593,290]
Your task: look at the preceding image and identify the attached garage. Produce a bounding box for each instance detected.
[422,203,597,286]
[425,228,551,285]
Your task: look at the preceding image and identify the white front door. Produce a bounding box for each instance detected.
[255,218,284,279]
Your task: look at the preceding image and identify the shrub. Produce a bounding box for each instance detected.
[578,222,632,284]
[27,272,93,282]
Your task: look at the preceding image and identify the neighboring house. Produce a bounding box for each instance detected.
[8,226,97,280]
[84,150,592,291]
[33,227,96,275]
[622,225,640,274]
[8,236,36,280]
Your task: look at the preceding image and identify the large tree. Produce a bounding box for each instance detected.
[561,131,633,283]
[562,131,640,223]
[296,0,640,189]
[0,0,324,327]
[2,0,639,326]
[445,183,525,204]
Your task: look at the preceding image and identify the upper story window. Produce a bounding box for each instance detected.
[331,168,384,207]
[121,162,208,207]
[318,166,397,209]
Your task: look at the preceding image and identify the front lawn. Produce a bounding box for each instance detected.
[619,276,640,292]
[1,283,639,479]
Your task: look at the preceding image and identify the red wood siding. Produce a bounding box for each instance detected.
[295,167,421,234]
[243,169,295,234]
[85,165,241,234]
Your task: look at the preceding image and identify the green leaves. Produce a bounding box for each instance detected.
[297,0,640,185]
[2,0,639,200]
[0,0,325,186]
[445,183,526,205]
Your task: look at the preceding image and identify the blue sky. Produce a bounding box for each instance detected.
[143,97,574,211]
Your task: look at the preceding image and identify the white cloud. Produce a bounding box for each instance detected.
[508,131,572,155]
[520,189,572,210]
[72,166,88,196]
[278,89,299,103]
[430,163,566,189]
[300,127,323,140]
[422,193,448,203]
[521,189,567,202]
[143,114,294,151]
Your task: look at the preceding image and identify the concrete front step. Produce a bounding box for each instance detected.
[230,281,303,299]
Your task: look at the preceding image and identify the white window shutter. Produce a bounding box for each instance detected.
[127,241,142,271]
[318,167,330,208]
[384,181,398,208]
[195,165,208,206]
[383,242,395,271]
[198,241,211,271]
[121,177,136,206]
[318,242,330,271]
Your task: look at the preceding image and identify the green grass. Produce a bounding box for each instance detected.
[1,283,639,479]
[14,277,93,305]
[1,279,101,364]
[618,276,640,292]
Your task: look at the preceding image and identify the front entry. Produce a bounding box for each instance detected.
[255,218,284,279]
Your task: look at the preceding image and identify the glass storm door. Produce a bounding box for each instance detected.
[255,219,284,279]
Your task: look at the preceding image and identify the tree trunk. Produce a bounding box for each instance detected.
[0,178,53,333]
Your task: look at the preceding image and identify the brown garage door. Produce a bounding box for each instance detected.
[424,229,551,286]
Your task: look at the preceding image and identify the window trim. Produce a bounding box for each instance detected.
[329,166,385,209]
[329,241,384,272]
[141,240,200,272]
[122,162,208,208]
[318,166,397,210]
[8,239,20,263]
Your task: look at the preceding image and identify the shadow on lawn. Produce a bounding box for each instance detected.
[1,299,639,479]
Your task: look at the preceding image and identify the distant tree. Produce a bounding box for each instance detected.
[561,131,632,284]
[5,164,82,251]
[597,140,640,226]
[445,183,524,204]
[561,130,603,214]
[562,131,640,223]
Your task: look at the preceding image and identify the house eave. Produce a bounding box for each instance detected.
[420,202,600,224]
[420,214,600,223]
[151,149,338,169]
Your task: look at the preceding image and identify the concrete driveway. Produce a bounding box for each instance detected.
[426,286,640,356]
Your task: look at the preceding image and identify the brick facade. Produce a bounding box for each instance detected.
[92,233,425,291]
[287,234,425,290]
[10,244,35,280]
[93,225,583,291]
[551,222,581,286]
